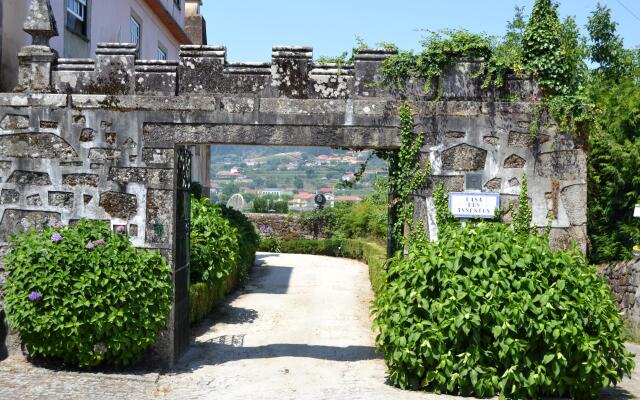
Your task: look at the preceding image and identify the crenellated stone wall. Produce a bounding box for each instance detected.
[0,0,588,367]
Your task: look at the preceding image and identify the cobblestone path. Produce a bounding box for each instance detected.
[0,253,638,399]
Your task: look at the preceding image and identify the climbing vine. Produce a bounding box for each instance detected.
[386,103,429,247]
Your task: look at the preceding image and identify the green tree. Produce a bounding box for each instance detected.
[523,0,571,94]
[294,176,304,190]
[252,197,269,213]
[587,3,629,80]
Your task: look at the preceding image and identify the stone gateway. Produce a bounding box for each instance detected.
[0,0,587,367]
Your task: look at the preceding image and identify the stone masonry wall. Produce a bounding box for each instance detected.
[599,258,640,327]
[0,1,587,366]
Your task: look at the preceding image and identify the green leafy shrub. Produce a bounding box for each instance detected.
[218,204,260,281]
[372,222,634,398]
[190,196,239,283]
[189,272,238,324]
[188,201,259,324]
[3,220,172,367]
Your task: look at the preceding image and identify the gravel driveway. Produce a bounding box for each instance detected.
[0,252,638,399]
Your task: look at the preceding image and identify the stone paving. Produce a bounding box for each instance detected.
[0,253,639,399]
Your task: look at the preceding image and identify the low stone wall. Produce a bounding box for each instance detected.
[245,213,316,240]
[598,258,640,326]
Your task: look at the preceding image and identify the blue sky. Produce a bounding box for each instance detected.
[200,0,640,62]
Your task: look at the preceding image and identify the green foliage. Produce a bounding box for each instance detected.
[388,104,428,245]
[188,202,258,323]
[513,174,533,236]
[587,3,631,80]
[380,30,493,92]
[587,77,640,263]
[433,181,456,232]
[3,220,172,367]
[189,271,239,324]
[190,196,239,283]
[218,205,259,282]
[252,196,289,214]
[300,177,389,243]
[523,0,566,95]
[372,222,634,398]
[257,238,387,296]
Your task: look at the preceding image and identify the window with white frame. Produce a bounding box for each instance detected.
[66,0,88,36]
[157,46,168,61]
[130,16,141,58]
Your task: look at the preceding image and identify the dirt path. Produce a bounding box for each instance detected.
[0,252,637,399]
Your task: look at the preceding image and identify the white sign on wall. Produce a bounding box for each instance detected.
[449,192,500,219]
[634,204,640,218]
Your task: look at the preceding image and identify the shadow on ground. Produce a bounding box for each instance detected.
[176,340,381,372]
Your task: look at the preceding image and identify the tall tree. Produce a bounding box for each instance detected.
[586,3,628,80]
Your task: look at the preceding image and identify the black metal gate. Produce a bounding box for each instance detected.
[174,146,192,358]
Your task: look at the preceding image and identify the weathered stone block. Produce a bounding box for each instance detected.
[142,148,174,167]
[48,191,74,208]
[445,131,465,139]
[0,210,61,241]
[109,167,173,189]
[0,114,29,130]
[535,150,587,180]
[79,128,95,142]
[7,170,51,185]
[146,190,172,243]
[0,133,77,159]
[0,190,19,204]
[105,132,117,144]
[441,144,487,171]
[62,173,99,187]
[26,194,42,206]
[430,175,465,192]
[99,191,138,219]
[89,148,122,161]
[508,131,532,147]
[484,178,502,192]
[39,120,58,129]
[483,136,499,146]
[560,184,587,226]
[504,154,526,168]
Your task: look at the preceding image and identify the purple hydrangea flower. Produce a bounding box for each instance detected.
[52,223,64,228]
[115,226,126,233]
[95,239,106,245]
[86,242,95,250]
[28,291,42,302]
[51,233,63,242]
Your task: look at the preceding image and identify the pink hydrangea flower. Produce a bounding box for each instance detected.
[95,239,106,245]
[115,226,126,233]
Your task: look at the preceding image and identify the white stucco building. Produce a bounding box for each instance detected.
[1,0,201,91]
[0,0,210,196]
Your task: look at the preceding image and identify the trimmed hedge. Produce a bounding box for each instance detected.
[188,201,259,325]
[259,238,387,295]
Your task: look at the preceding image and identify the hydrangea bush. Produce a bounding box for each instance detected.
[373,222,635,399]
[3,220,172,367]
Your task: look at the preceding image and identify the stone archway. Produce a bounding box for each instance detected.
[0,2,587,367]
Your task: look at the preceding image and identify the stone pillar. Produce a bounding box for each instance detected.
[178,45,226,94]
[185,0,207,46]
[16,0,58,93]
[94,43,137,95]
[353,48,397,97]
[271,46,312,99]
